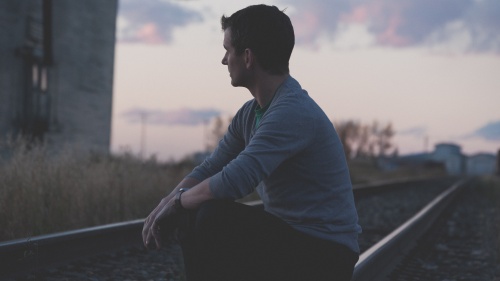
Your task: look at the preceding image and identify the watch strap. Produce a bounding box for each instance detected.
[174,188,189,210]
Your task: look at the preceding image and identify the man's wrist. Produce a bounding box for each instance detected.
[174,188,190,210]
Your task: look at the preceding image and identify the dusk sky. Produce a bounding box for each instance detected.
[112,0,500,161]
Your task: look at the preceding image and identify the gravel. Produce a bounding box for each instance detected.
[355,179,454,252]
[6,239,185,281]
[389,176,500,280]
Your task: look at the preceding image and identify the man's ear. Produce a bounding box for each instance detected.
[244,48,254,69]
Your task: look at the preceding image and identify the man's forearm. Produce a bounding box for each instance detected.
[177,178,214,210]
[165,177,201,202]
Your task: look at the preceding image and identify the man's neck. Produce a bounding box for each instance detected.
[249,73,289,107]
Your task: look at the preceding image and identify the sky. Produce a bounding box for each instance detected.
[111,0,500,161]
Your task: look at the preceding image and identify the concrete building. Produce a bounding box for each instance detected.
[467,153,497,176]
[377,143,497,176]
[431,143,466,176]
[0,0,117,154]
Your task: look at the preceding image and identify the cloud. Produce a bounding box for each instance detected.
[469,120,500,141]
[117,0,203,44]
[122,107,221,126]
[280,0,351,46]
[463,0,500,53]
[282,0,500,53]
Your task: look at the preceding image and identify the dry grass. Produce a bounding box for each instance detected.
[0,139,445,242]
[0,140,195,242]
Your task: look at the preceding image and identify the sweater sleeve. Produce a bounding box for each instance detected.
[209,96,315,199]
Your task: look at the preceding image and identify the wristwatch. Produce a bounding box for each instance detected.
[174,188,189,210]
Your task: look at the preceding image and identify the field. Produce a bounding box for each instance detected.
[0,141,445,242]
[0,141,195,242]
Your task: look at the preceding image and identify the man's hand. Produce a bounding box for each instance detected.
[142,197,179,249]
[142,179,212,249]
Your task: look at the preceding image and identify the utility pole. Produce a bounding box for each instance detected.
[203,119,209,152]
[140,112,147,159]
[497,148,500,175]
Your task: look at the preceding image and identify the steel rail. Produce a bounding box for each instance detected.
[351,178,467,281]
[0,219,144,275]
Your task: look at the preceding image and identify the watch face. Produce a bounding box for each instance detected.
[175,188,188,210]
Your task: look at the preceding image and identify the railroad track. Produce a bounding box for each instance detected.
[377,176,500,280]
[352,178,466,280]
[0,177,468,280]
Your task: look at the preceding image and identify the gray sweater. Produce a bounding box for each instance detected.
[187,76,361,253]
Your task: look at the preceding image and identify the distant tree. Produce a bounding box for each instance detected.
[355,124,371,158]
[391,147,399,158]
[333,119,396,160]
[334,120,359,159]
[372,121,395,157]
[206,115,233,152]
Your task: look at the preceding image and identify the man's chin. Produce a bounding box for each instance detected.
[229,78,246,88]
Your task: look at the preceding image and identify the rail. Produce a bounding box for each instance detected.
[351,179,466,281]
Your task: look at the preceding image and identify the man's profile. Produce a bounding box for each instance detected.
[142,4,361,281]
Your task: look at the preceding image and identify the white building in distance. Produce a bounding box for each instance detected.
[378,143,498,176]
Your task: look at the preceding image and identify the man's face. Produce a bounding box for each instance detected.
[221,29,248,87]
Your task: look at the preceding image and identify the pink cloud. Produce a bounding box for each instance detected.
[341,5,369,24]
[118,0,202,44]
[375,14,411,46]
[356,0,413,46]
[136,23,164,44]
[284,0,500,52]
[293,11,321,43]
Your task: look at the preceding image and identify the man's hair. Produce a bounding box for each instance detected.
[221,5,295,75]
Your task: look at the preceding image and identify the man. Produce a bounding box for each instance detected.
[143,4,361,281]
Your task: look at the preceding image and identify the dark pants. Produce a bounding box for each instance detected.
[176,200,358,281]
